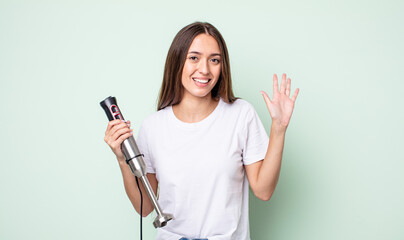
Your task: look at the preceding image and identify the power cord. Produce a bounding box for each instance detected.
[135,177,143,240]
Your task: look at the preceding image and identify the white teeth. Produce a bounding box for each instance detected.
[193,78,209,83]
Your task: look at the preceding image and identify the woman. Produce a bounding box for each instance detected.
[104,22,299,240]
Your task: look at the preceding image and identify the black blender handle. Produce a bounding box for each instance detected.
[100,96,125,121]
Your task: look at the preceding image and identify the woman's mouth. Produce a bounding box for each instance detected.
[192,78,211,87]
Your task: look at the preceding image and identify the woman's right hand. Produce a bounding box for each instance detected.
[104,119,133,163]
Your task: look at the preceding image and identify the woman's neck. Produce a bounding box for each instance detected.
[172,95,219,123]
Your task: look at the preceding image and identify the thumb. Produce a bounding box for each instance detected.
[260,91,272,107]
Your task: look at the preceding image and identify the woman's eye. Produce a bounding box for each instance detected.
[211,58,220,64]
[189,56,198,61]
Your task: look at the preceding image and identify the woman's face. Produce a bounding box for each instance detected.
[181,33,222,101]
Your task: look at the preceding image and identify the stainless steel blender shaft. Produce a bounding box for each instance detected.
[122,136,173,228]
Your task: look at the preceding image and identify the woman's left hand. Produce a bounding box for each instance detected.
[261,73,299,131]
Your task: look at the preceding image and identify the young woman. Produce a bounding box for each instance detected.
[104,22,299,240]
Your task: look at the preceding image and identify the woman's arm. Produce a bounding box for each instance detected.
[245,126,285,201]
[245,73,299,201]
[119,163,158,217]
[104,119,158,216]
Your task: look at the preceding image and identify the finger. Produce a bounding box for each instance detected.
[106,121,130,141]
[273,74,279,95]
[105,120,124,141]
[125,120,131,128]
[110,132,133,152]
[280,73,286,94]
[291,88,300,102]
[286,78,291,97]
[105,119,125,134]
[110,122,131,137]
[115,132,133,146]
[110,127,133,142]
[260,90,272,105]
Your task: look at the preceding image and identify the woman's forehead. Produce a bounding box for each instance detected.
[188,34,220,54]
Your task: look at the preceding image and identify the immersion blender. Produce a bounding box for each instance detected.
[100,96,173,228]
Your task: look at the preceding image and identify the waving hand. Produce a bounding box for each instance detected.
[261,73,299,130]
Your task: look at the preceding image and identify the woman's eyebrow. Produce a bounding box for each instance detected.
[188,51,221,57]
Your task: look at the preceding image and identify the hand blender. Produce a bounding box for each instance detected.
[100,96,173,228]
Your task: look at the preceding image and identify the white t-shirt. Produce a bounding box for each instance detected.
[136,98,269,240]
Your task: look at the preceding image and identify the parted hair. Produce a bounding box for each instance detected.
[157,22,236,110]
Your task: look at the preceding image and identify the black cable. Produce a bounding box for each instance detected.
[135,177,143,240]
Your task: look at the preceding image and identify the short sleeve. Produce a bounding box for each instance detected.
[242,107,269,165]
[136,122,156,173]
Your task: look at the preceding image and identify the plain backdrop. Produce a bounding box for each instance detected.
[1,0,403,239]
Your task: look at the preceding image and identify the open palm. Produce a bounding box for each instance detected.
[261,73,299,129]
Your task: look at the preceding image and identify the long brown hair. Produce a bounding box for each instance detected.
[157,22,236,110]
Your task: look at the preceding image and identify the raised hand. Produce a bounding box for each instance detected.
[261,73,299,130]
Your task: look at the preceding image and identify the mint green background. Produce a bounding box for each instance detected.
[1,0,403,239]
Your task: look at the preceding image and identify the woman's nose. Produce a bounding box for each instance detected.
[198,59,209,75]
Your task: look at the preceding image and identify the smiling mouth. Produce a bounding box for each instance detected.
[192,78,211,84]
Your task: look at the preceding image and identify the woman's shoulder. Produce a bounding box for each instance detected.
[222,98,255,113]
[217,98,261,129]
[218,98,258,124]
